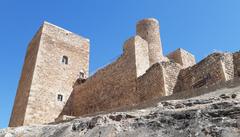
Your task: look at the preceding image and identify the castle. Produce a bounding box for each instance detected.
[9,18,240,127]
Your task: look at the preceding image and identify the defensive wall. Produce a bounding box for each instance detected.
[61,36,150,116]
[69,77,240,119]
[61,51,240,118]
[10,18,240,126]
[174,52,234,93]
[60,18,194,117]
[167,48,196,69]
[136,62,181,102]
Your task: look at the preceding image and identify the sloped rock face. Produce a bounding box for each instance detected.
[1,87,240,137]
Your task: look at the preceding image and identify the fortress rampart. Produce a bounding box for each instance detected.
[9,18,240,127]
[167,48,196,68]
[61,51,239,118]
[62,36,150,116]
[136,62,181,102]
[174,52,234,93]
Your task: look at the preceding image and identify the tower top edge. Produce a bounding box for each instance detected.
[42,21,90,42]
[137,18,159,25]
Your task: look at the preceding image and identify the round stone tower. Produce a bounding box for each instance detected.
[136,18,164,65]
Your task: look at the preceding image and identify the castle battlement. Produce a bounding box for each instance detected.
[9,18,240,127]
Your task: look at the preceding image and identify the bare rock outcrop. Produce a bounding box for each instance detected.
[1,86,240,137]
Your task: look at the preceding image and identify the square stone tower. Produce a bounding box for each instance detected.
[9,22,89,127]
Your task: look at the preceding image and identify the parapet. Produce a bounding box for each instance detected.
[167,48,196,68]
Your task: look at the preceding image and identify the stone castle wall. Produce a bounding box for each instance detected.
[136,63,165,101]
[9,27,42,127]
[161,62,182,95]
[167,48,196,68]
[61,51,238,119]
[136,62,181,102]
[174,53,234,93]
[62,36,149,116]
[10,18,240,127]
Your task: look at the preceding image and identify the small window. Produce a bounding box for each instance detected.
[62,56,68,65]
[80,71,85,79]
[57,94,63,101]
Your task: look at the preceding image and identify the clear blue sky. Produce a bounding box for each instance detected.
[0,0,239,128]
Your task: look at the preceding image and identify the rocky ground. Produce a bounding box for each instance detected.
[1,86,240,137]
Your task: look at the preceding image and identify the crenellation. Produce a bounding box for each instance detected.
[9,18,240,127]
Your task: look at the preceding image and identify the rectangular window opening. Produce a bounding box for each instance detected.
[62,56,68,65]
[57,94,63,101]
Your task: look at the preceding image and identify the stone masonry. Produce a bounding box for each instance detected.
[233,51,240,77]
[174,52,234,93]
[167,48,196,68]
[61,36,150,116]
[137,18,166,65]
[9,18,240,127]
[137,61,181,102]
[9,22,89,127]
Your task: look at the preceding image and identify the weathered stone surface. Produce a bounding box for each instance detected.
[136,18,165,65]
[2,84,240,137]
[9,22,89,127]
[61,36,149,117]
[167,48,196,68]
[161,62,182,96]
[136,63,166,101]
[174,52,234,93]
[137,61,181,101]
[9,26,42,127]
[233,51,240,77]
[9,18,240,128]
